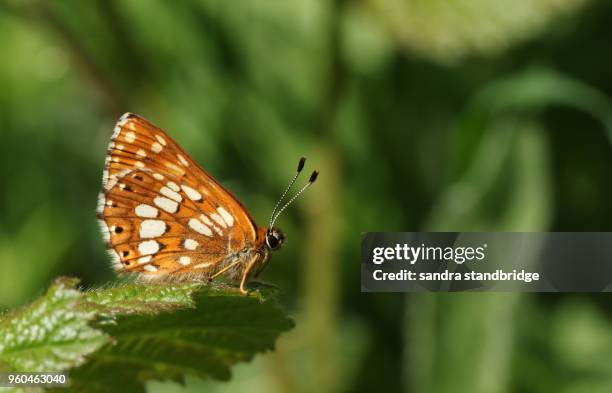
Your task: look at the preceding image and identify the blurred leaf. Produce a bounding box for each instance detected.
[0,206,74,308]
[341,2,393,74]
[427,67,612,231]
[497,123,552,229]
[410,74,558,393]
[452,68,612,181]
[426,120,553,231]
[368,0,587,63]
[553,299,612,374]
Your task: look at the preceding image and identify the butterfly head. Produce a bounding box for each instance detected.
[265,227,286,251]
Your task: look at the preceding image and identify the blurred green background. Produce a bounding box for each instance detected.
[2,0,612,392]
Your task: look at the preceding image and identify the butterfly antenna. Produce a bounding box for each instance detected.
[270,170,319,228]
[269,157,306,229]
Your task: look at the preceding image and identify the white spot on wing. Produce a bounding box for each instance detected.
[210,212,227,228]
[217,207,234,227]
[182,185,202,201]
[194,262,212,269]
[184,238,199,250]
[137,149,147,157]
[201,214,223,236]
[179,256,191,266]
[125,131,136,142]
[138,255,152,264]
[144,264,158,272]
[177,154,189,167]
[138,240,160,255]
[155,134,167,146]
[200,214,213,226]
[139,219,167,238]
[135,204,158,218]
[135,161,145,168]
[154,196,178,213]
[153,173,164,181]
[106,168,131,190]
[165,162,185,176]
[152,142,163,153]
[167,182,180,192]
[188,218,212,237]
[160,186,182,202]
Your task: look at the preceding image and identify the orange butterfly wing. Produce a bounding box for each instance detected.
[97,113,263,278]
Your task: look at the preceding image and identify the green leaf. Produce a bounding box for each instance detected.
[66,286,294,393]
[83,281,201,318]
[0,278,293,393]
[0,277,108,373]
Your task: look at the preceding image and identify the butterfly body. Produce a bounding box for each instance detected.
[97,113,290,294]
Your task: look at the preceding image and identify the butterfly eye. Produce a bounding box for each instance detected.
[266,234,279,250]
[266,229,285,251]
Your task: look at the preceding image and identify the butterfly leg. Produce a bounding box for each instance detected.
[240,254,261,295]
[209,259,242,281]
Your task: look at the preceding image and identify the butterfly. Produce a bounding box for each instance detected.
[97,113,318,294]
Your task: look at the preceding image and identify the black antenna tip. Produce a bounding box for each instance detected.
[297,157,306,173]
[309,170,319,183]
